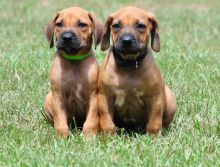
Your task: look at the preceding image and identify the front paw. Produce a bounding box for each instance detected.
[100,123,116,134]
[56,126,70,138]
[146,124,161,135]
[83,122,99,137]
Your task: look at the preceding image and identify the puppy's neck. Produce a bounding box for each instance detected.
[56,50,93,62]
[112,46,148,70]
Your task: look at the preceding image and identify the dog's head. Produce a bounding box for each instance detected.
[101,6,160,60]
[45,7,103,55]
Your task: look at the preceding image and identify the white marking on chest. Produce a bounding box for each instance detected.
[115,90,126,107]
[75,84,82,100]
[134,88,144,106]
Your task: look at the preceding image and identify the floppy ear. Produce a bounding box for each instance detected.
[147,12,160,52]
[101,16,113,51]
[88,13,104,49]
[45,13,59,48]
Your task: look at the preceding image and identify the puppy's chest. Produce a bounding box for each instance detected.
[105,70,147,112]
[114,88,145,111]
[63,79,88,102]
[60,72,89,107]
[113,88,147,125]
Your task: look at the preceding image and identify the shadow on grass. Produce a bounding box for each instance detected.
[116,126,172,137]
[40,107,172,137]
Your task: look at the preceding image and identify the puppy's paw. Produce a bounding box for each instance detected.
[162,119,172,129]
[56,126,70,138]
[83,123,99,137]
[101,123,116,135]
[146,124,161,135]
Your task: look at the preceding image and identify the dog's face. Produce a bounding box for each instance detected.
[46,7,103,55]
[101,7,160,60]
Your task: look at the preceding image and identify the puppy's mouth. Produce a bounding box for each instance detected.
[57,45,83,55]
[56,32,83,55]
[114,44,143,61]
[112,45,148,68]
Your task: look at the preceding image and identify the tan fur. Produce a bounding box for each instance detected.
[98,7,176,134]
[44,7,103,137]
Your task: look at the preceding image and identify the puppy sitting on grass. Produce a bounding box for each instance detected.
[44,7,103,137]
[98,7,176,134]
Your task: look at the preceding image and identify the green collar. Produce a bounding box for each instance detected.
[61,51,90,60]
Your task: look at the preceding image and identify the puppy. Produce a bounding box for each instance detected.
[98,6,176,134]
[44,7,103,137]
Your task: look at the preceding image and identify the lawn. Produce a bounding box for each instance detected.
[0,0,220,166]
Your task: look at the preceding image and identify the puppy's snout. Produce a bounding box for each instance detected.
[114,33,140,55]
[121,35,133,46]
[57,31,82,54]
[120,34,136,48]
[62,32,73,41]
[61,32,76,42]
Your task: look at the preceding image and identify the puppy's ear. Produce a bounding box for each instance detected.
[88,13,104,49]
[147,12,160,52]
[101,16,113,51]
[45,13,59,48]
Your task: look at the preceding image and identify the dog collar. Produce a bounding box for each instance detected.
[61,51,90,60]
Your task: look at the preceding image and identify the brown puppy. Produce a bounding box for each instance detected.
[44,7,103,137]
[98,6,176,134]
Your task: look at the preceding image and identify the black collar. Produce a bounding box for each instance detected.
[112,47,147,69]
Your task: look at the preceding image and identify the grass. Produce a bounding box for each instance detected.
[0,0,220,166]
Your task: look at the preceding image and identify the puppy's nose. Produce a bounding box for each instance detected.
[62,32,74,41]
[121,35,133,46]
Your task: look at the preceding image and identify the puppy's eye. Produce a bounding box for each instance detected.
[56,22,62,27]
[112,23,121,30]
[136,23,146,29]
[78,22,88,28]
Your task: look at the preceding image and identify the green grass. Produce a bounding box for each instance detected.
[0,0,220,166]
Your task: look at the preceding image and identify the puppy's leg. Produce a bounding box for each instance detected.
[44,92,53,124]
[83,92,99,136]
[98,93,116,134]
[50,93,69,137]
[146,96,163,134]
[162,85,176,128]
